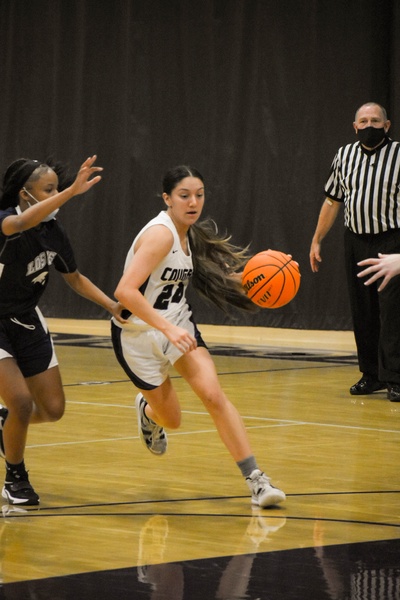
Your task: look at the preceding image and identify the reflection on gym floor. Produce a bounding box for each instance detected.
[1,323,399,599]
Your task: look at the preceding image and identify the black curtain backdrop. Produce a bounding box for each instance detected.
[1,0,399,330]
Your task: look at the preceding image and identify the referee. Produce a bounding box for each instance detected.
[310,102,400,402]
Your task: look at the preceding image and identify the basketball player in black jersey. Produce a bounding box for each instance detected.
[0,155,125,505]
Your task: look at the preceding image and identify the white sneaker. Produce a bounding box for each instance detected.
[246,469,286,508]
[135,394,168,456]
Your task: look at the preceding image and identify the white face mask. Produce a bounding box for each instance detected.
[22,188,59,221]
[41,210,59,222]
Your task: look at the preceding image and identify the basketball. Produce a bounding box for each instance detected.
[242,249,301,309]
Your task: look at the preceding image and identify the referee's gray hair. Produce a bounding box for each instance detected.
[354,102,388,122]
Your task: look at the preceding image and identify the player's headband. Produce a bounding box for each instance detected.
[0,159,48,209]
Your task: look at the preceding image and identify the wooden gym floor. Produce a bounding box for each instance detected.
[1,320,399,599]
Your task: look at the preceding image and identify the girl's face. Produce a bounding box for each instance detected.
[21,169,58,205]
[163,176,204,229]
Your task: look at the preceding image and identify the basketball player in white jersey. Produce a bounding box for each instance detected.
[112,165,286,508]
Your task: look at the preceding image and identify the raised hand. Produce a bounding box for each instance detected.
[69,155,103,196]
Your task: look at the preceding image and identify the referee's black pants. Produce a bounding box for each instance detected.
[344,228,400,385]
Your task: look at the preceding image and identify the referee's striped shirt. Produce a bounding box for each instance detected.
[324,138,400,234]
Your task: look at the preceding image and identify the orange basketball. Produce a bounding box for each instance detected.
[242,249,300,308]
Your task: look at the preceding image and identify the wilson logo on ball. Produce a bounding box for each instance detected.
[242,249,300,309]
[243,273,266,292]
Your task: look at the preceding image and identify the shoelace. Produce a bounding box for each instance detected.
[142,410,164,442]
[150,426,165,444]
[249,472,272,494]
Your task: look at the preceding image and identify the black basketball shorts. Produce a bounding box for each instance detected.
[0,307,58,377]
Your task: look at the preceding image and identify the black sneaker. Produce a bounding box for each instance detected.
[0,405,8,459]
[349,377,386,395]
[2,465,40,506]
[387,383,400,402]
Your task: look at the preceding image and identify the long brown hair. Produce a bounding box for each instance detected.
[188,218,258,314]
[163,165,258,314]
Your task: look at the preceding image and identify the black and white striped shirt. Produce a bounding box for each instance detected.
[324,138,400,234]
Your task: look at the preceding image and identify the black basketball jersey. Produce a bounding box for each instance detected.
[0,208,77,317]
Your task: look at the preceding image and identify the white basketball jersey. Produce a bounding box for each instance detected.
[122,211,193,326]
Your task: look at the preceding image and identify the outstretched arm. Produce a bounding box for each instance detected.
[357,253,400,291]
[1,155,103,236]
[62,270,127,323]
[309,199,341,272]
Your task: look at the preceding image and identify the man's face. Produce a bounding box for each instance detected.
[353,105,389,132]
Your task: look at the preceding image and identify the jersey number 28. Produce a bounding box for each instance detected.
[153,282,184,310]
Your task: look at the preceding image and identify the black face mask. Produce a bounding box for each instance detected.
[357,126,386,148]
